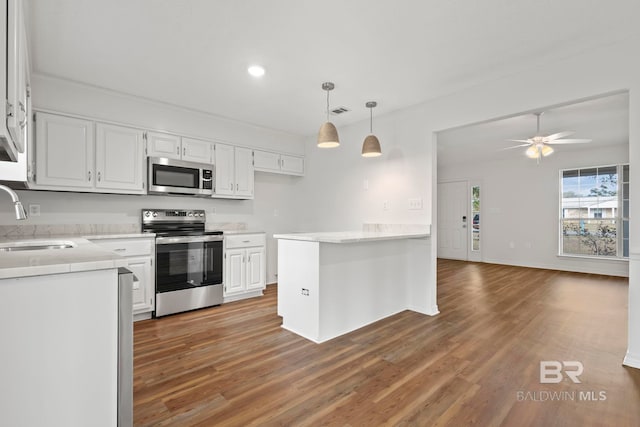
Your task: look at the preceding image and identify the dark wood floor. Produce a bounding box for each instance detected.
[134,260,640,426]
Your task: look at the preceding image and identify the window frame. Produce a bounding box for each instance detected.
[558,163,629,260]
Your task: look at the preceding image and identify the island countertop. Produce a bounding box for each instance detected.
[0,237,128,280]
[273,228,430,244]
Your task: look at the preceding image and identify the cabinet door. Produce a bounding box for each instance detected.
[5,0,25,153]
[95,123,145,192]
[125,256,154,315]
[214,143,235,196]
[246,247,266,291]
[253,150,280,172]
[280,154,304,175]
[224,248,246,295]
[181,137,212,164]
[35,113,94,188]
[234,147,254,198]
[147,131,181,159]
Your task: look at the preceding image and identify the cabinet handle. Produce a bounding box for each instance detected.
[236,183,239,191]
[88,171,92,182]
[97,171,101,182]
[183,147,186,156]
[282,158,285,168]
[113,248,126,252]
[230,183,233,190]
[177,147,180,155]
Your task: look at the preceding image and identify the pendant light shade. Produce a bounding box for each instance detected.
[317,82,340,148]
[361,101,381,157]
[318,122,340,148]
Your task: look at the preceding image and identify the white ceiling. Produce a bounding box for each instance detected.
[25,1,639,137]
[437,92,629,166]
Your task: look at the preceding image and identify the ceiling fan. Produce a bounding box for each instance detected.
[506,112,591,162]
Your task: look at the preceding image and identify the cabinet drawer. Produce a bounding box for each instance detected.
[90,237,154,257]
[225,233,265,249]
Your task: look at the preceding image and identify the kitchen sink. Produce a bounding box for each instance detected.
[0,240,77,252]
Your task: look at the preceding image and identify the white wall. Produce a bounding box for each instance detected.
[439,144,629,276]
[295,33,640,366]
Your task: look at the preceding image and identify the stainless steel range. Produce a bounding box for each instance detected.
[142,209,223,317]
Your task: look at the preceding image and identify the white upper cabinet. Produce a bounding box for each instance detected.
[213,144,254,199]
[34,112,145,194]
[253,149,304,176]
[181,137,213,164]
[146,132,212,164]
[214,143,235,196]
[146,131,181,159]
[0,0,29,161]
[95,123,145,192]
[35,113,94,188]
[235,147,254,197]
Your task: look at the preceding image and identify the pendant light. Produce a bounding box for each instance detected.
[361,101,381,157]
[317,82,340,148]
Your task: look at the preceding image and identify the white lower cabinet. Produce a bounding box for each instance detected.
[88,236,155,320]
[224,233,266,302]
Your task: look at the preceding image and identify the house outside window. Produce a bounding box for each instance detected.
[560,164,629,258]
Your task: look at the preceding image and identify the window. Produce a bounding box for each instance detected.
[471,185,480,251]
[560,164,629,258]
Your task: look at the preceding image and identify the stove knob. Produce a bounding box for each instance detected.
[144,211,151,217]
[153,212,158,217]
[188,212,194,217]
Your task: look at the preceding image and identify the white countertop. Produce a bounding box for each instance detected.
[273,230,430,243]
[0,237,128,280]
[222,230,265,236]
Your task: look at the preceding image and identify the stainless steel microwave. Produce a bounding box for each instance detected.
[147,157,213,196]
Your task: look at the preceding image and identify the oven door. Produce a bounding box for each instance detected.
[155,236,223,293]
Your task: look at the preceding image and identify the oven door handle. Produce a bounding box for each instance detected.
[155,235,224,244]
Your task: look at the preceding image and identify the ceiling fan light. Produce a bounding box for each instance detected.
[318,121,340,148]
[362,135,381,157]
[525,145,539,159]
[541,144,554,157]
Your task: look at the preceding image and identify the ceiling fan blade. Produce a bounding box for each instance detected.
[546,131,575,141]
[507,139,532,143]
[502,144,531,150]
[546,138,592,145]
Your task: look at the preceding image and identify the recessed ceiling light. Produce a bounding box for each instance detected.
[248,65,265,78]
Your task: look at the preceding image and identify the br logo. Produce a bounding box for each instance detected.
[540,361,584,384]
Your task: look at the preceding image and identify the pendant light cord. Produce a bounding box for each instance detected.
[370,106,373,133]
[326,90,330,122]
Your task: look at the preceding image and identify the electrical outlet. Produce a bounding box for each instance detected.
[363,179,369,191]
[408,198,423,210]
[383,200,389,211]
[301,288,310,296]
[28,204,40,217]
[273,209,279,217]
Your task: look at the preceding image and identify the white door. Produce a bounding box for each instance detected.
[181,137,212,164]
[234,147,254,197]
[146,131,181,159]
[214,143,235,196]
[95,123,145,192]
[438,181,468,260]
[225,249,245,295]
[35,113,94,188]
[246,247,265,291]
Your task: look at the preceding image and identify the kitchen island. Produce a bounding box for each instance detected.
[274,226,437,343]
[0,237,127,427]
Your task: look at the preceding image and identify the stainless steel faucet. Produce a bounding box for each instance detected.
[0,184,27,220]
